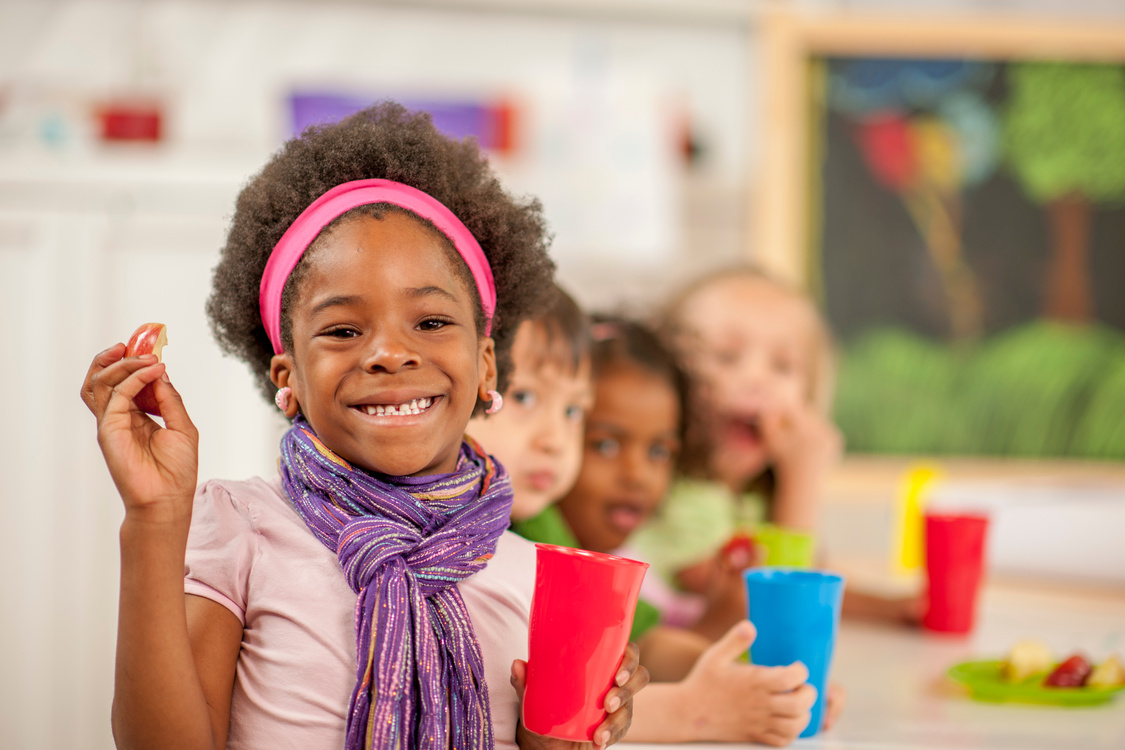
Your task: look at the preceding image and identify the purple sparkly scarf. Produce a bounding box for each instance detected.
[279,415,512,750]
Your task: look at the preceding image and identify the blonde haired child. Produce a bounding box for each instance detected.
[80,102,644,750]
[634,266,920,634]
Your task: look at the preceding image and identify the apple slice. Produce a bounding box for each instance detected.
[1087,655,1125,688]
[124,322,168,416]
[1001,639,1054,683]
[720,532,759,571]
[1043,653,1092,688]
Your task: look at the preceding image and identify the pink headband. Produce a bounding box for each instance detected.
[259,178,496,354]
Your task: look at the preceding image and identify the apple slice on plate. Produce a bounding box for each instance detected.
[125,322,168,416]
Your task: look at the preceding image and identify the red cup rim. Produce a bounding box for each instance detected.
[924,511,990,523]
[533,543,650,570]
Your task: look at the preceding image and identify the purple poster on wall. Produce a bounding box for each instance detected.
[288,91,516,153]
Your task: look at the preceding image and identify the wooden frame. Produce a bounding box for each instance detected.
[751,8,1125,286]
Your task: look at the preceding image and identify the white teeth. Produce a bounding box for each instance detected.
[360,397,433,417]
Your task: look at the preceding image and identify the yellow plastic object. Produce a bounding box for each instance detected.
[890,464,942,577]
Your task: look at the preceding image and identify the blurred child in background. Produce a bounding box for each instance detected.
[632,266,921,634]
[475,304,836,744]
[468,284,593,525]
[469,289,665,644]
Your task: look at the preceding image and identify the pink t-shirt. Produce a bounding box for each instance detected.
[183,476,535,750]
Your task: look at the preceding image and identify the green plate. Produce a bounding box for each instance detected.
[947,660,1125,706]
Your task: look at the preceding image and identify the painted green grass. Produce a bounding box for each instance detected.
[834,322,1125,458]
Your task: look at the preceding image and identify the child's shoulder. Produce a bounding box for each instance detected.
[664,477,738,514]
[191,474,301,538]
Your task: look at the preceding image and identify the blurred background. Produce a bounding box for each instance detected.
[1,1,1123,747]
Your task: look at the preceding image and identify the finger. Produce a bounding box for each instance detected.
[509,659,527,701]
[81,344,148,413]
[88,354,158,403]
[772,712,812,741]
[824,682,846,730]
[605,660,649,713]
[103,362,167,420]
[615,641,640,687]
[761,727,802,747]
[601,661,648,747]
[698,620,756,669]
[766,660,810,692]
[771,683,817,716]
[149,374,198,441]
[86,342,127,374]
[593,694,632,748]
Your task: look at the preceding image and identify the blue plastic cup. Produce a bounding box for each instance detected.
[743,568,845,738]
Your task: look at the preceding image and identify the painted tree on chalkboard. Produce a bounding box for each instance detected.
[1003,62,1125,322]
[829,60,999,342]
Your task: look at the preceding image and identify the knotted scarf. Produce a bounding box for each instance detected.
[279,415,513,750]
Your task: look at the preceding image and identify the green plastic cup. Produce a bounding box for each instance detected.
[754,524,816,568]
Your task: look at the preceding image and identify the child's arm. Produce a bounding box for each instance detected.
[841,588,925,626]
[84,345,241,749]
[635,626,710,682]
[626,622,819,745]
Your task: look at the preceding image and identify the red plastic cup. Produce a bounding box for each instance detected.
[522,544,648,741]
[923,512,989,633]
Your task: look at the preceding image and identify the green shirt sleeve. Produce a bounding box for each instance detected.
[511,505,579,548]
[629,597,661,641]
[631,479,738,584]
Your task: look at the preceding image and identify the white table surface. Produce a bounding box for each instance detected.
[626,575,1125,749]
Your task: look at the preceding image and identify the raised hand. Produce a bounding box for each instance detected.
[758,397,842,479]
[680,621,818,746]
[82,343,199,523]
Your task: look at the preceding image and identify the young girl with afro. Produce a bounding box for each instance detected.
[80,102,646,750]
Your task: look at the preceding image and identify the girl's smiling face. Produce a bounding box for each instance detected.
[557,363,681,554]
[271,211,495,477]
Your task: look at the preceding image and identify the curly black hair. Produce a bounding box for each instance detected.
[206,101,557,408]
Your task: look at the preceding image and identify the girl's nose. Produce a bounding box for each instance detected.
[362,329,421,373]
[619,446,650,489]
[532,408,568,455]
[734,352,767,392]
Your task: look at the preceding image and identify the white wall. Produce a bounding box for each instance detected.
[2,1,1123,747]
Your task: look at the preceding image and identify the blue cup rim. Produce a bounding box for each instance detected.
[742,568,845,587]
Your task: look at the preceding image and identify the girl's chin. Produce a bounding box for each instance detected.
[714,449,769,487]
[510,492,554,523]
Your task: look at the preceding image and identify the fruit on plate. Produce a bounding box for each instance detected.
[1001,639,1054,682]
[124,322,168,416]
[720,532,759,571]
[1087,655,1125,688]
[1044,653,1092,688]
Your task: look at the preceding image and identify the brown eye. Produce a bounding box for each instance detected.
[590,438,619,458]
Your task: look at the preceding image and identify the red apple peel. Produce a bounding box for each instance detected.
[1044,653,1092,688]
[124,322,168,416]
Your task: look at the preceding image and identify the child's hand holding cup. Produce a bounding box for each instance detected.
[743,568,845,739]
[519,544,650,747]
